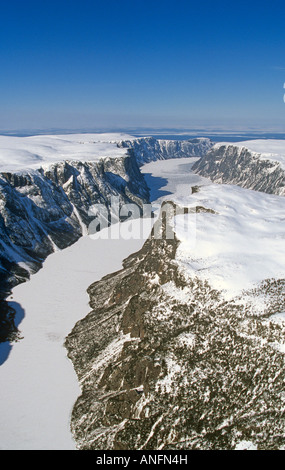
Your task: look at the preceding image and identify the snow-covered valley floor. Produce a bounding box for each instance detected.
[0,234,148,449]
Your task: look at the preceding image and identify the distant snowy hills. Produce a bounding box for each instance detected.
[0,133,133,173]
[0,133,213,173]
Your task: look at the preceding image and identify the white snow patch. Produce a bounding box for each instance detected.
[174,183,285,299]
[71,204,88,237]
[90,333,136,374]
[156,356,182,394]
[161,281,191,303]
[177,332,195,348]
[149,273,160,285]
[269,312,285,323]
[235,440,258,450]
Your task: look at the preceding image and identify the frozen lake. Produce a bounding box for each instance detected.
[0,234,147,449]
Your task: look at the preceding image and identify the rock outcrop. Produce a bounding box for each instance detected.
[118,137,213,165]
[192,144,285,196]
[65,207,285,450]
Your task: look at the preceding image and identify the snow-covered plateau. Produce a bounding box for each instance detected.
[0,134,285,450]
[0,133,134,173]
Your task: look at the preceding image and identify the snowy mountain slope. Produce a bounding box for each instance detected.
[65,200,285,450]
[235,139,285,170]
[118,136,213,165]
[0,132,213,341]
[0,145,149,302]
[64,151,285,450]
[0,133,214,299]
[192,140,285,195]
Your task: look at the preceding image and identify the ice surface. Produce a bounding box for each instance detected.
[0,225,147,450]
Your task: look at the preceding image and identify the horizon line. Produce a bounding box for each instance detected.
[1,126,285,138]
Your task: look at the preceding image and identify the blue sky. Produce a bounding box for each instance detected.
[1,0,285,131]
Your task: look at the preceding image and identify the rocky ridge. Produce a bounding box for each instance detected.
[0,153,149,296]
[192,143,285,195]
[118,137,213,166]
[0,152,149,341]
[65,140,285,450]
[65,204,285,450]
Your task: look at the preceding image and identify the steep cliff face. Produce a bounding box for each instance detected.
[65,208,285,451]
[0,134,213,301]
[0,152,149,300]
[118,137,213,165]
[192,144,285,196]
[0,133,213,341]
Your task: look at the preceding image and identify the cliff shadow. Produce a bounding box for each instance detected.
[142,173,172,202]
[0,301,25,366]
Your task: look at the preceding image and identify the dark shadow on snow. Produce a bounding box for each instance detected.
[142,173,172,202]
[0,302,25,366]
